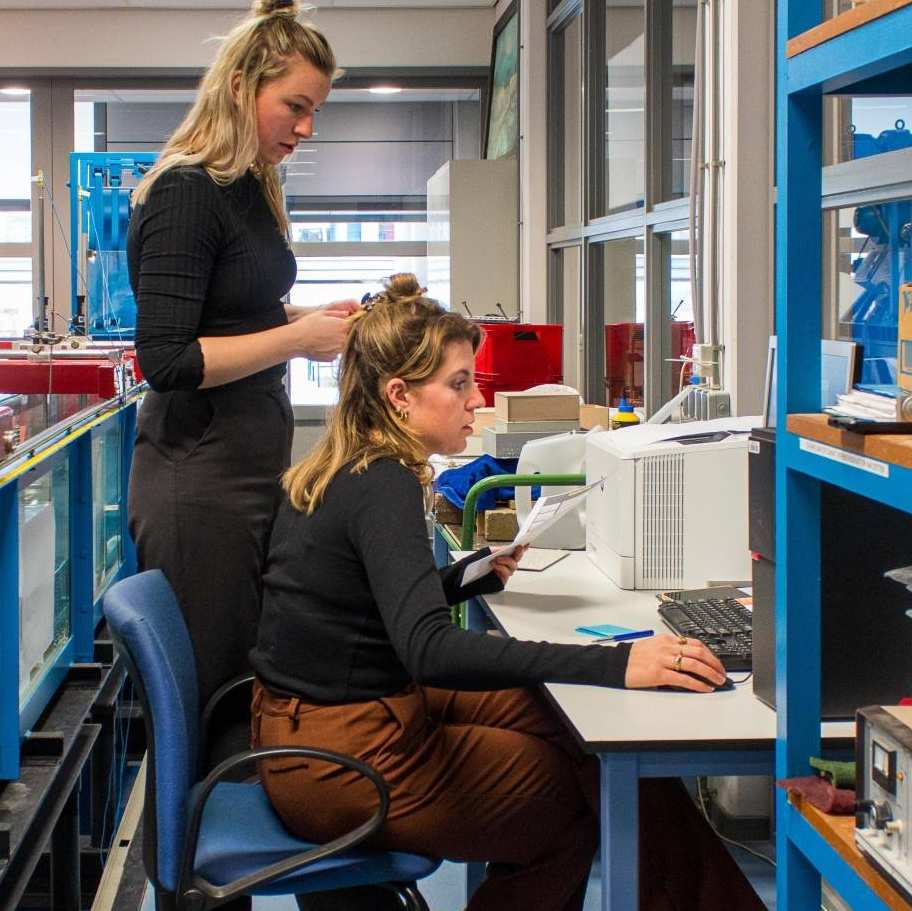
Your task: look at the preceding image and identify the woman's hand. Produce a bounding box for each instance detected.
[490,545,528,586]
[290,310,352,361]
[623,634,727,692]
[321,299,360,316]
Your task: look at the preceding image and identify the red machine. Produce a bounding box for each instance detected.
[474,322,563,406]
[604,321,695,407]
[0,355,134,398]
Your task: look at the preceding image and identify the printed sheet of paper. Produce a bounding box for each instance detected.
[460,478,602,587]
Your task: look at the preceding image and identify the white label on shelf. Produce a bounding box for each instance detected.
[748,440,760,454]
[799,437,890,478]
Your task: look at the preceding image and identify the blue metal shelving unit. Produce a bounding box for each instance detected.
[776,3,912,908]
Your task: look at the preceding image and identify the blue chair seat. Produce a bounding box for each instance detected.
[194,782,440,896]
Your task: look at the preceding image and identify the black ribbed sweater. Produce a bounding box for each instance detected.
[251,458,632,703]
[127,166,295,392]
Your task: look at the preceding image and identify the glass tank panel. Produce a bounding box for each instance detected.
[18,460,70,706]
[92,421,123,597]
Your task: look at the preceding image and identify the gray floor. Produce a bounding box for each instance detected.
[139,844,777,910]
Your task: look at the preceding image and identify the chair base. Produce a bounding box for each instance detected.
[295,882,428,911]
[154,881,428,911]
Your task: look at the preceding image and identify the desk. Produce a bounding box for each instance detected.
[466,551,854,911]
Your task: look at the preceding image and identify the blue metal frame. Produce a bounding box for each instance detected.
[0,481,19,779]
[69,152,157,339]
[777,3,912,907]
[0,399,139,779]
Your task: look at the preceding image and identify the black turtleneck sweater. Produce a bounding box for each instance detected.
[127,166,295,392]
[251,458,632,703]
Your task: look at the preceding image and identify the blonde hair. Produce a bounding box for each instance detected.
[132,0,336,232]
[285,273,483,514]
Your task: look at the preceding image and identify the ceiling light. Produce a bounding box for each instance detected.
[369,86,402,95]
[0,87,30,96]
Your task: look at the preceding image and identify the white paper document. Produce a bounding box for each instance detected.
[460,478,602,587]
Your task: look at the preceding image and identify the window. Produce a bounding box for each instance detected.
[666,1,697,201]
[823,201,912,385]
[288,256,429,408]
[824,96,912,166]
[0,90,31,244]
[548,14,583,230]
[602,0,646,216]
[0,258,33,336]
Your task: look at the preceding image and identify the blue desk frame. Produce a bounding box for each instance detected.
[434,523,780,910]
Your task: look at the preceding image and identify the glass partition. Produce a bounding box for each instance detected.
[548,14,583,230]
[662,230,696,404]
[18,460,70,704]
[599,236,646,406]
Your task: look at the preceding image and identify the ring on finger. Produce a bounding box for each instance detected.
[672,654,683,673]
[676,634,687,646]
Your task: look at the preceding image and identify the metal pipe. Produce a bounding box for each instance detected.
[688,0,706,347]
[34,172,47,330]
[705,0,721,358]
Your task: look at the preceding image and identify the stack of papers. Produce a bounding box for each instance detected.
[461,478,600,586]
[824,385,898,422]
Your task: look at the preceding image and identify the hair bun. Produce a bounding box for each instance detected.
[252,0,300,17]
[383,273,425,303]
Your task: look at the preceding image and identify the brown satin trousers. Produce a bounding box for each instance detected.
[252,680,766,911]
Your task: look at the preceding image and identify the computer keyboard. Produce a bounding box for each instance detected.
[656,587,753,672]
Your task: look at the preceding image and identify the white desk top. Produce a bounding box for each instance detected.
[472,551,854,751]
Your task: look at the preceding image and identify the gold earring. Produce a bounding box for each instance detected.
[397,408,409,422]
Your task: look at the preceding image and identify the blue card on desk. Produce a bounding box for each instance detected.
[575,623,653,641]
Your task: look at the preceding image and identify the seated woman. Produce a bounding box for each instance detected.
[250,274,766,911]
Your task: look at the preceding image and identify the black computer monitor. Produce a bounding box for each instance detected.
[762,336,859,428]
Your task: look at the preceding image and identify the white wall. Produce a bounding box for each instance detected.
[0,7,494,70]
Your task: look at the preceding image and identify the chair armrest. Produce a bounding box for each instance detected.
[459,473,587,549]
[199,673,255,769]
[178,746,390,909]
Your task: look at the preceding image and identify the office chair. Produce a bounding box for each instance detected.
[103,570,440,911]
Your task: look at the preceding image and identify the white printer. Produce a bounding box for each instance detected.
[585,417,758,590]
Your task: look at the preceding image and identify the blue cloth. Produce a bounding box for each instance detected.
[435,455,539,512]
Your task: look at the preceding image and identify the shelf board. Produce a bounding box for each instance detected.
[789,792,912,910]
[787,414,912,470]
[786,0,912,58]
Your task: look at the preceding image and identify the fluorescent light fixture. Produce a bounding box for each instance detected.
[0,87,30,96]
[369,86,402,95]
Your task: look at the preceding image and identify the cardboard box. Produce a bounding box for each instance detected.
[580,404,611,430]
[494,418,579,434]
[484,507,519,542]
[471,407,496,435]
[494,391,580,423]
[433,492,463,526]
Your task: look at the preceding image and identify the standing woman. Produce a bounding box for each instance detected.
[127,0,353,755]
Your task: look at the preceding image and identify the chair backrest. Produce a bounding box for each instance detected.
[103,570,200,893]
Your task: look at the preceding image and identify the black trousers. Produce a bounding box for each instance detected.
[128,377,293,726]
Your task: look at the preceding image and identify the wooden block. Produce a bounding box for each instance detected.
[580,404,611,430]
[471,407,496,434]
[494,391,580,423]
[433,492,462,526]
[484,507,519,542]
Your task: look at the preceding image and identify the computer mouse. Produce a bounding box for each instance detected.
[660,674,736,693]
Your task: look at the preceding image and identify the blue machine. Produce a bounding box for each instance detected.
[843,121,912,384]
[69,153,157,340]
